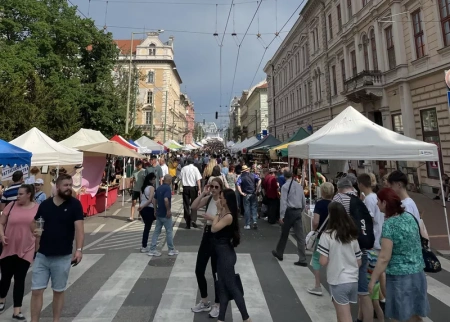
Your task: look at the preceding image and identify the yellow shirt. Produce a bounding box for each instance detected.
[169,162,177,177]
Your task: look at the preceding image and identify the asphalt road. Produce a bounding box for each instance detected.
[2,194,450,322]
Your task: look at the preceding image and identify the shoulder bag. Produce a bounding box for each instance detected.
[0,201,16,255]
[407,212,441,273]
[305,214,329,251]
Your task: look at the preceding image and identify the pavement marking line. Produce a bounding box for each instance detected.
[153,252,197,321]
[426,275,450,307]
[231,254,273,322]
[72,254,150,322]
[111,208,122,216]
[90,224,106,236]
[278,254,336,322]
[88,238,145,250]
[288,234,313,255]
[84,221,137,250]
[438,256,450,272]
[3,254,104,319]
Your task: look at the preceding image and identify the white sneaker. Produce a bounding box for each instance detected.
[191,300,211,313]
[140,247,149,253]
[148,250,162,257]
[244,225,251,230]
[209,304,220,318]
[168,249,179,256]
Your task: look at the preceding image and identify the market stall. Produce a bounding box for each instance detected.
[164,140,183,150]
[288,106,449,245]
[110,135,138,152]
[230,137,259,154]
[59,128,108,148]
[0,140,32,181]
[269,128,310,160]
[129,139,151,154]
[135,136,164,154]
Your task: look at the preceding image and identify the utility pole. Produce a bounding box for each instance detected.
[255,109,258,137]
[163,90,168,142]
[125,32,134,134]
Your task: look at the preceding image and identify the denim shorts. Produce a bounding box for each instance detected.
[31,253,72,292]
[358,252,369,295]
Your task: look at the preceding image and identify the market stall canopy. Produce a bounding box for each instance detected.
[110,135,138,152]
[231,137,259,153]
[0,140,32,167]
[77,141,144,158]
[245,135,281,153]
[288,106,439,161]
[129,140,151,154]
[164,140,183,150]
[135,136,164,154]
[59,129,108,148]
[10,127,83,166]
[270,128,310,159]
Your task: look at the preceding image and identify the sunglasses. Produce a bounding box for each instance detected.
[211,185,221,189]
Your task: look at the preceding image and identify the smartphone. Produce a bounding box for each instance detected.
[71,259,79,267]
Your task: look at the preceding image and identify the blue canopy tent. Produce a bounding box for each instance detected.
[0,139,32,167]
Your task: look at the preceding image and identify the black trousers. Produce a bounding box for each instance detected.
[0,255,30,307]
[267,198,280,224]
[140,207,155,248]
[195,226,219,303]
[183,186,198,227]
[275,208,307,263]
[216,240,249,321]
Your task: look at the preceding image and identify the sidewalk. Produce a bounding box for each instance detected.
[410,191,450,254]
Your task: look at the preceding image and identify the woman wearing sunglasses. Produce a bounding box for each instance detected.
[190,177,224,318]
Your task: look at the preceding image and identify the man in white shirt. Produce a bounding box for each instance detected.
[387,170,420,221]
[160,157,169,177]
[180,158,202,229]
[272,170,307,266]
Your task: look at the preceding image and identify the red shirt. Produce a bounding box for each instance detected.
[263,175,279,199]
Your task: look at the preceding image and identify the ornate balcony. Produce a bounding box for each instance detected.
[343,70,383,104]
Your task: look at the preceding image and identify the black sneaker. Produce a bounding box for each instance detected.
[253,223,258,230]
[433,196,440,200]
[272,250,283,261]
[12,312,27,321]
[192,222,198,228]
[0,301,5,314]
[294,261,308,267]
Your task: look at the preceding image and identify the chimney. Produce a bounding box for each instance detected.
[168,36,174,47]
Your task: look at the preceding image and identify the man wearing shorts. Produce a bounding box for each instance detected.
[130,161,146,222]
[30,173,84,322]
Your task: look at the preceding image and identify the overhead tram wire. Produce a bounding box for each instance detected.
[89,0,267,6]
[67,0,90,19]
[247,0,306,90]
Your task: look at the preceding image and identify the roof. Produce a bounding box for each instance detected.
[114,39,144,55]
[257,83,268,89]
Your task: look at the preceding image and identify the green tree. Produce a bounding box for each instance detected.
[232,126,242,142]
[193,123,205,141]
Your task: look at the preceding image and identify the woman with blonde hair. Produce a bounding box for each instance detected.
[203,159,218,183]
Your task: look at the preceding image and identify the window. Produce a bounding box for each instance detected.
[420,108,442,178]
[350,50,357,76]
[341,58,346,85]
[318,71,322,100]
[439,0,450,46]
[304,83,308,105]
[370,30,378,70]
[363,35,369,71]
[337,4,342,30]
[147,71,154,83]
[315,28,320,51]
[385,26,396,69]
[312,30,316,51]
[315,73,319,102]
[412,10,425,58]
[149,44,156,56]
[299,87,302,107]
[332,65,337,95]
[328,14,333,40]
[347,0,352,21]
[145,111,152,125]
[392,114,404,134]
[147,91,153,104]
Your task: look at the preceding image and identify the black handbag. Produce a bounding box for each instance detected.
[215,273,244,300]
[0,201,16,255]
[408,213,441,273]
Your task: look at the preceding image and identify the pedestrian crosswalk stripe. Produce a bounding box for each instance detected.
[278,254,336,322]
[153,252,197,321]
[84,221,136,250]
[3,254,104,319]
[72,253,150,322]
[232,254,273,321]
[426,275,450,307]
[438,256,450,272]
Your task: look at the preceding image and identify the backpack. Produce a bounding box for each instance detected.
[347,193,375,250]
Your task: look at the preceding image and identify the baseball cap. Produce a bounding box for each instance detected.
[35,178,44,185]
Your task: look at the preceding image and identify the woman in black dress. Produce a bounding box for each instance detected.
[212,188,251,322]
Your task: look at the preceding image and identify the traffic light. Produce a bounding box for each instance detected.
[215,111,218,119]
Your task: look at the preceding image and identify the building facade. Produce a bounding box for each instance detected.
[264,0,450,187]
[201,122,220,139]
[115,32,194,144]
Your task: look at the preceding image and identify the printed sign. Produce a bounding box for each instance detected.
[419,150,434,156]
[1,164,29,181]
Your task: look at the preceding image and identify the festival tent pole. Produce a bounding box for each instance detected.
[122,157,126,207]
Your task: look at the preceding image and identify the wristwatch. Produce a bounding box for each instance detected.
[76,248,83,252]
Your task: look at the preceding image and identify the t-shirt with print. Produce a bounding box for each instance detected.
[401,197,420,221]
[35,197,84,256]
[364,193,384,250]
[314,199,331,238]
[132,169,146,192]
[318,231,362,285]
[381,212,425,275]
[154,184,172,217]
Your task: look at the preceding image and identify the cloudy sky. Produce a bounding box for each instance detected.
[71,0,304,127]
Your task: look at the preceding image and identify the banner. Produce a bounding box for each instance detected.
[2,164,29,181]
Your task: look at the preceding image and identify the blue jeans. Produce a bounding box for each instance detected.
[358,252,369,295]
[150,216,174,251]
[243,193,258,226]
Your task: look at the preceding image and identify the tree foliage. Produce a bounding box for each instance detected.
[0,0,135,141]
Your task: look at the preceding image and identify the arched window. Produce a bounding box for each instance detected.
[147,71,154,83]
[363,34,369,71]
[149,43,156,56]
[370,30,378,70]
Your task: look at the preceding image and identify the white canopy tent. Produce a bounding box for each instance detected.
[288,106,449,245]
[59,128,108,148]
[231,137,259,153]
[11,127,83,166]
[135,136,164,154]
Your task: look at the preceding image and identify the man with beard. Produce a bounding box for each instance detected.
[30,174,84,322]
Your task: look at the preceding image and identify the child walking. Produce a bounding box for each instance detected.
[318,202,362,322]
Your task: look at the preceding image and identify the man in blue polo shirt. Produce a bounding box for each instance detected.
[147,174,179,257]
[0,171,23,211]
